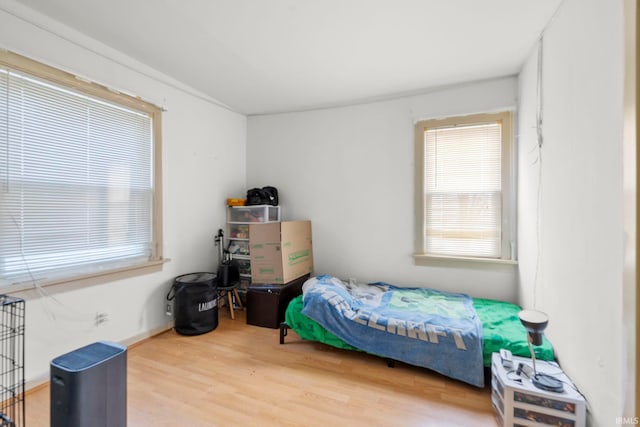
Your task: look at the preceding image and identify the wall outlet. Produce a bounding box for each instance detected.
[165,303,173,317]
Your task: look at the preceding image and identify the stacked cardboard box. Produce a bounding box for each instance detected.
[249,220,313,284]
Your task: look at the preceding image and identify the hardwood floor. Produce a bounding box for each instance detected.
[27,309,498,426]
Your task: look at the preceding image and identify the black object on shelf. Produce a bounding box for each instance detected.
[246,186,278,206]
[215,229,239,287]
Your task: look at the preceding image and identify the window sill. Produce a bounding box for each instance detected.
[413,254,517,269]
[3,258,171,294]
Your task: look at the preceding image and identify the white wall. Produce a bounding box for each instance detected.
[517,0,624,425]
[248,77,518,301]
[622,0,637,417]
[0,1,247,384]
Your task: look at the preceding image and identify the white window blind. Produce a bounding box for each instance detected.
[423,121,502,258]
[0,67,154,285]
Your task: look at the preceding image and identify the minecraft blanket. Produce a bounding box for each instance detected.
[301,275,485,387]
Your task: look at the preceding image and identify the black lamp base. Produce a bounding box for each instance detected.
[532,372,564,393]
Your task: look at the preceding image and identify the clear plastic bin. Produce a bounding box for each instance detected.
[227,240,250,256]
[227,205,281,223]
[229,224,249,239]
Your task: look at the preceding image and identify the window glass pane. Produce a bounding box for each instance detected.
[423,122,502,258]
[0,68,153,284]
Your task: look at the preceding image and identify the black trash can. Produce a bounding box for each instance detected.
[167,272,218,335]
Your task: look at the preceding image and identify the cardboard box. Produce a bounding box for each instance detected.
[249,220,313,284]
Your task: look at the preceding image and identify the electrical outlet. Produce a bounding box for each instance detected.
[165,303,173,317]
[94,312,108,326]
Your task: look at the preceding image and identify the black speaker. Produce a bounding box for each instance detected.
[50,341,127,427]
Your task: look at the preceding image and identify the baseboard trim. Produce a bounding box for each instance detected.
[25,321,174,392]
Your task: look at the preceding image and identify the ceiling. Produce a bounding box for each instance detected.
[11,0,563,115]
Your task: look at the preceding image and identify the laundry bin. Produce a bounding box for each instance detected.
[167,272,218,335]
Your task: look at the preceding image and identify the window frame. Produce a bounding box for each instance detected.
[0,50,164,291]
[413,111,516,266]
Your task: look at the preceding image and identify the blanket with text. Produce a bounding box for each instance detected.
[301,275,484,387]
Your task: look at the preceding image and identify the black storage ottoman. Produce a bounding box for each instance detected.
[246,274,309,328]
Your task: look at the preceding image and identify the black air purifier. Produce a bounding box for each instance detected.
[50,341,127,427]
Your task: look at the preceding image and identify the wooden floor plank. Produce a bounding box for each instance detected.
[27,309,497,426]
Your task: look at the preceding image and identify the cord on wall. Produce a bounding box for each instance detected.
[532,36,544,310]
[529,0,569,311]
[7,215,98,329]
[536,37,544,150]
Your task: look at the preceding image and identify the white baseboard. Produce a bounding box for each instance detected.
[26,321,173,392]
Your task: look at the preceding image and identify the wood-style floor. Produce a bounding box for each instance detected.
[26,309,498,426]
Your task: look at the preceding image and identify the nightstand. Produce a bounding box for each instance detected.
[491,352,586,427]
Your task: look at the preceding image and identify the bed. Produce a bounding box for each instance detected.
[279,275,554,387]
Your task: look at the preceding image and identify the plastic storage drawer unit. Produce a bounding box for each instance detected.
[227,205,281,223]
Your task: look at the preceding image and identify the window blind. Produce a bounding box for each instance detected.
[423,122,502,258]
[0,67,154,284]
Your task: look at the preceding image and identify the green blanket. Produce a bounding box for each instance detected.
[286,295,554,367]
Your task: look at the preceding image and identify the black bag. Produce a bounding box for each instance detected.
[246,186,278,206]
[217,260,240,287]
[166,272,218,335]
[262,186,278,205]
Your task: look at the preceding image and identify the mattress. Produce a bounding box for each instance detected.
[285,294,555,367]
